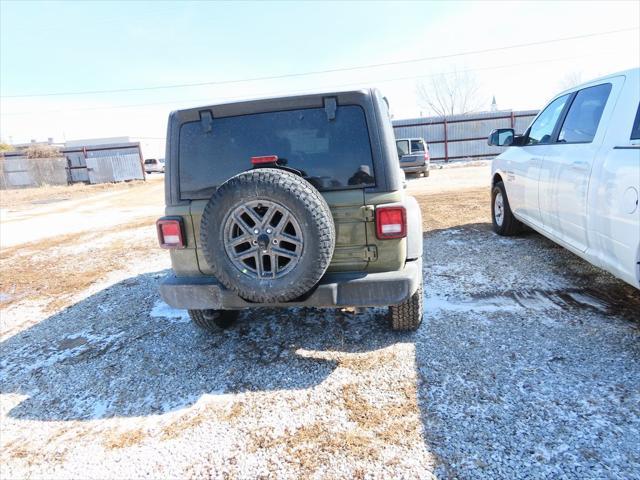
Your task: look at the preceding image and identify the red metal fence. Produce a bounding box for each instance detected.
[393,110,539,162]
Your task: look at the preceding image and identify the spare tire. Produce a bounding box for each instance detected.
[200,169,335,303]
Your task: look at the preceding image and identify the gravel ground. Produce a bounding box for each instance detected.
[420,225,639,479]
[1,255,433,479]
[1,186,639,478]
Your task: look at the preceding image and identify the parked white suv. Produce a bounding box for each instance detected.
[144,158,165,173]
[488,68,640,289]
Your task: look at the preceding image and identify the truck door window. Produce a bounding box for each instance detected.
[558,83,612,143]
[526,94,570,145]
[631,104,640,140]
[410,140,424,153]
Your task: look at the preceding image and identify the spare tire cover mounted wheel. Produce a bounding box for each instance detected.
[200,169,336,303]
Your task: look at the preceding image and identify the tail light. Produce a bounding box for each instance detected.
[424,151,430,162]
[375,206,406,239]
[156,217,185,249]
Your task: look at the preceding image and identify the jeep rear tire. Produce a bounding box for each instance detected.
[188,309,239,331]
[200,169,335,303]
[389,280,423,331]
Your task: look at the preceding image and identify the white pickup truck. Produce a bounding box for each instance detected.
[488,68,640,289]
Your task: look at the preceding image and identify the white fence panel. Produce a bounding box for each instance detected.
[86,157,114,184]
[111,154,144,181]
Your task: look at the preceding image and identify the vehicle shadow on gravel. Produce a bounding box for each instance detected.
[0,270,407,421]
[415,223,640,478]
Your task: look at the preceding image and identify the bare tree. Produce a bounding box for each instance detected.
[416,69,484,117]
[558,71,583,90]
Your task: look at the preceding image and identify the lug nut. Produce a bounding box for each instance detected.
[266,228,273,234]
[272,239,278,244]
[253,229,259,234]
[252,240,257,245]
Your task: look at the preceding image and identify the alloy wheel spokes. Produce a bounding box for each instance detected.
[223,200,304,279]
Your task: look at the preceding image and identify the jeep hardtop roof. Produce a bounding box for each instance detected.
[164,88,403,205]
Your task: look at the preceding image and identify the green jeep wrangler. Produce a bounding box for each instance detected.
[157,89,424,331]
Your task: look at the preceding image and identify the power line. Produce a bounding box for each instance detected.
[0,50,619,116]
[2,26,637,99]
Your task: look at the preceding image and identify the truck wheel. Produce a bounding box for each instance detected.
[389,281,423,331]
[492,181,522,236]
[188,309,239,331]
[200,169,335,303]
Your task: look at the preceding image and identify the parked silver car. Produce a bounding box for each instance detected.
[396,138,430,177]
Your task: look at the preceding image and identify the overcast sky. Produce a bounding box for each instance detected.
[1,0,638,157]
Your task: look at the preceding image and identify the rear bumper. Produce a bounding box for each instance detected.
[401,165,428,173]
[159,258,422,310]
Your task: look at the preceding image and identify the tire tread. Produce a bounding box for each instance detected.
[389,282,423,331]
[200,169,335,303]
[492,181,523,236]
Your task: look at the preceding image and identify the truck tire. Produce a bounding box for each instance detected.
[492,181,522,236]
[200,169,335,303]
[389,281,423,331]
[188,309,238,331]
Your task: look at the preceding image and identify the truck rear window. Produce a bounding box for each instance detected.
[178,105,375,199]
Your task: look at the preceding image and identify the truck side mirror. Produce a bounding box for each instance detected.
[488,128,515,147]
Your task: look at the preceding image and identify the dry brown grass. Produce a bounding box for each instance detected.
[337,350,399,371]
[0,216,159,311]
[225,401,245,420]
[247,381,421,475]
[103,428,146,449]
[250,421,376,472]
[2,441,67,464]
[340,382,420,445]
[0,215,154,259]
[0,180,152,209]
[160,401,245,441]
[414,187,490,232]
[161,413,208,441]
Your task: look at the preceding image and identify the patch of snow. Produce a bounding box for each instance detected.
[91,400,109,419]
[425,290,565,315]
[97,304,113,314]
[0,329,127,382]
[444,239,466,246]
[437,228,463,236]
[426,295,518,314]
[566,292,608,312]
[150,300,190,323]
[0,292,13,302]
[439,159,492,169]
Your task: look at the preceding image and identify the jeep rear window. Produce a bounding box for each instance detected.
[178,105,375,199]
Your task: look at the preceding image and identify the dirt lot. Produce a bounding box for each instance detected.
[1,165,639,479]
